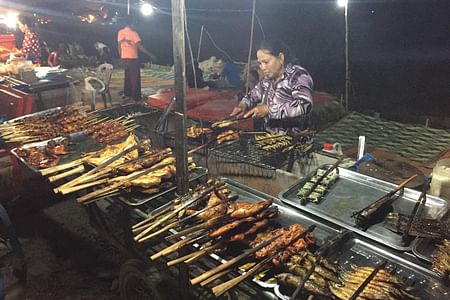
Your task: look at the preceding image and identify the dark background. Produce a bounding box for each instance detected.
[4,0,450,124]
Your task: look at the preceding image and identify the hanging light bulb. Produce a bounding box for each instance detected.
[141,3,154,16]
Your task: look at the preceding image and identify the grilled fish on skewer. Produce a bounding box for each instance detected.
[352,175,418,230]
[432,239,450,281]
[384,212,450,239]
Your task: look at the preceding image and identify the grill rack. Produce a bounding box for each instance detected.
[98,103,156,119]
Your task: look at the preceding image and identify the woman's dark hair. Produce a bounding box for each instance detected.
[256,39,298,64]
[17,15,34,27]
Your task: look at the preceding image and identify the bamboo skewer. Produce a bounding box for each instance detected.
[150,232,209,261]
[137,221,178,243]
[48,165,85,182]
[41,158,85,176]
[212,256,269,297]
[201,269,234,287]
[167,251,199,267]
[190,233,283,286]
[133,184,219,241]
[184,241,225,265]
[211,224,317,297]
[131,202,176,230]
[56,178,110,195]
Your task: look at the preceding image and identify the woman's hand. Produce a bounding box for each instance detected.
[230,102,247,118]
[244,104,269,119]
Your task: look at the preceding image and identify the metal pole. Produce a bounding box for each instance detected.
[171,0,188,196]
[127,0,130,16]
[344,4,349,111]
[245,0,256,95]
[196,25,204,62]
[171,2,189,298]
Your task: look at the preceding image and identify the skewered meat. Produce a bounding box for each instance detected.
[251,224,314,260]
[276,273,333,298]
[211,120,238,129]
[329,265,419,300]
[196,191,228,221]
[229,219,270,242]
[186,125,212,138]
[285,251,339,283]
[227,199,273,219]
[119,148,172,174]
[84,134,138,166]
[384,212,450,239]
[209,205,278,237]
[216,130,239,144]
[432,239,450,280]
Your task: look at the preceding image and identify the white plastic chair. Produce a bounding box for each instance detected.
[84,63,113,110]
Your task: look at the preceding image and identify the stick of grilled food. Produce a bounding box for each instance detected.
[133,183,222,241]
[150,231,209,260]
[211,225,316,297]
[352,175,418,230]
[76,156,177,204]
[190,232,285,286]
[48,165,86,183]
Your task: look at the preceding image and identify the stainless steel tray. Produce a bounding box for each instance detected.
[279,167,449,251]
[412,237,441,263]
[274,231,448,300]
[6,107,62,123]
[10,132,104,173]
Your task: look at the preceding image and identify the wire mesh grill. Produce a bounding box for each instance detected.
[98,103,156,118]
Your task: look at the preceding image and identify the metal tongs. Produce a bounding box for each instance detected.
[402,182,427,244]
[211,114,250,129]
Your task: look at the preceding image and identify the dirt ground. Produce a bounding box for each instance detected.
[1,177,124,300]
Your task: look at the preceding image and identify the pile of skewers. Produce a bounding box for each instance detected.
[131,179,322,297]
[0,105,138,144]
[41,134,199,204]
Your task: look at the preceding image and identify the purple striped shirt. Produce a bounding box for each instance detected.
[241,63,313,135]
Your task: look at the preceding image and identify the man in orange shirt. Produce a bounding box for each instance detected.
[117,17,156,102]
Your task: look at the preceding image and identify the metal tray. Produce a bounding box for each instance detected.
[412,237,442,263]
[10,132,104,173]
[274,231,448,300]
[115,167,209,207]
[279,167,449,251]
[6,107,62,123]
[207,178,343,289]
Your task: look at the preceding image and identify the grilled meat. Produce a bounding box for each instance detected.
[251,224,314,260]
[227,199,273,219]
[186,125,212,138]
[209,205,278,238]
[384,212,450,239]
[229,219,270,242]
[432,239,450,281]
[15,139,70,169]
[216,130,239,144]
[330,265,419,300]
[211,120,238,129]
[276,273,333,297]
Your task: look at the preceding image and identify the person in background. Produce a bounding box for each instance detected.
[185,59,206,88]
[17,15,41,64]
[117,17,156,102]
[94,42,112,65]
[230,40,313,140]
[221,57,241,88]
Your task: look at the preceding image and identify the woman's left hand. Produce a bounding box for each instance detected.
[244,104,269,119]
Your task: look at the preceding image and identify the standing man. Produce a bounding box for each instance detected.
[117,17,156,103]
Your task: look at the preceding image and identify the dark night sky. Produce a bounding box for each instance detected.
[3,0,450,122]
